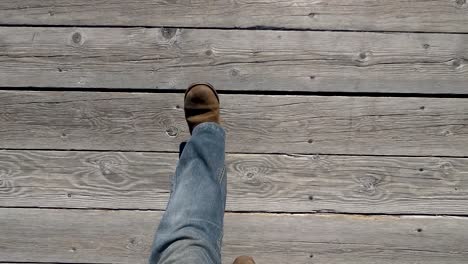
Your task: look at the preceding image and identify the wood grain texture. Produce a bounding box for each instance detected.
[1,0,468,33]
[1,150,468,214]
[1,91,467,156]
[1,208,468,264]
[1,27,468,93]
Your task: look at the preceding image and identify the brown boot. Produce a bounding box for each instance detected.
[184,83,220,134]
[233,256,255,264]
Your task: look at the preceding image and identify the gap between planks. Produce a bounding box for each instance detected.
[2,147,468,159]
[2,87,468,99]
[3,24,468,35]
[2,206,468,218]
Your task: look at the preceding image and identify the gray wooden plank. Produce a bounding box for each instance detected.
[1,91,468,156]
[1,208,468,264]
[1,27,468,94]
[1,150,468,214]
[1,1,468,33]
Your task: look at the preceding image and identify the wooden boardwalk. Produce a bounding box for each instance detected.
[0,1,467,263]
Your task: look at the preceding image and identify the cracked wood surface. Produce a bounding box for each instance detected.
[1,208,468,264]
[1,0,468,33]
[1,27,467,93]
[1,91,467,156]
[0,150,467,214]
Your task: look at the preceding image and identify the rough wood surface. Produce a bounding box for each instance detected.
[1,208,468,264]
[1,150,468,214]
[1,91,467,156]
[1,1,468,33]
[1,27,467,93]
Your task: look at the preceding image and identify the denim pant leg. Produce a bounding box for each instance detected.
[149,122,227,264]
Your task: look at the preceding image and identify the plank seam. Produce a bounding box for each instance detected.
[0,24,468,34]
[2,206,468,218]
[1,87,468,98]
[2,148,468,159]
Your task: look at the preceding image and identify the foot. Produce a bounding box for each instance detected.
[233,256,255,264]
[184,83,220,134]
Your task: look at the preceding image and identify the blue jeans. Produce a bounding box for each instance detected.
[149,122,227,264]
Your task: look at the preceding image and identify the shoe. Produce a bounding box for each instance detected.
[233,256,255,264]
[184,83,220,134]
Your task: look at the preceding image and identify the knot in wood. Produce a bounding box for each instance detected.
[359,52,368,60]
[99,161,113,175]
[456,0,466,6]
[97,157,120,173]
[442,130,452,136]
[452,59,462,68]
[0,178,13,192]
[126,236,146,252]
[161,28,177,39]
[0,164,14,191]
[246,171,255,178]
[358,175,381,193]
[230,68,240,77]
[0,167,11,179]
[72,32,82,44]
[165,126,179,137]
[439,161,454,171]
[243,168,260,181]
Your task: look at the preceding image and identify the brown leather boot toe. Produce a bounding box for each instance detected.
[233,256,255,264]
[184,83,220,134]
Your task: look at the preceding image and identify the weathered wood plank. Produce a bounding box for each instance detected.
[1,27,467,93]
[1,208,468,264]
[1,1,468,33]
[1,150,468,214]
[1,91,467,156]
